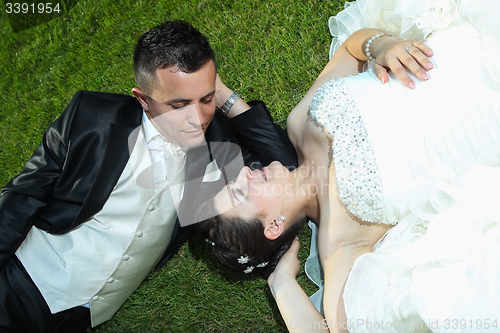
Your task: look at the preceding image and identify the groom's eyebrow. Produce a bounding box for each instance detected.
[202,91,216,99]
[166,98,190,104]
[165,91,216,104]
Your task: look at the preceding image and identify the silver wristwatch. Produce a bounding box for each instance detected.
[219,91,242,116]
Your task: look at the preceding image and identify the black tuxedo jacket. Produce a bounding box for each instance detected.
[0,90,297,271]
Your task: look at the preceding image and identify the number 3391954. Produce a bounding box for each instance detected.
[5,3,61,14]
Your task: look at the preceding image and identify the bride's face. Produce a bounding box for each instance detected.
[213,161,292,220]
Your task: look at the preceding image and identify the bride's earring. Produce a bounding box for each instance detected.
[277,216,285,222]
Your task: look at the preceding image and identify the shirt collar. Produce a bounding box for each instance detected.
[142,110,188,154]
[142,110,163,144]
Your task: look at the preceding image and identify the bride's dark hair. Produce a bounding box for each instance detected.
[198,200,305,278]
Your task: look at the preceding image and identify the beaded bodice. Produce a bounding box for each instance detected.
[310,78,390,224]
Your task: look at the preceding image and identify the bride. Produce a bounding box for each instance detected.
[200,0,500,331]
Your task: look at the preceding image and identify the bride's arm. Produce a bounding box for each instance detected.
[268,238,331,332]
[321,28,434,88]
[268,231,390,333]
[268,237,373,333]
[289,28,433,123]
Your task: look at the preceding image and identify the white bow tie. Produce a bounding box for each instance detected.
[150,136,187,186]
[161,140,186,158]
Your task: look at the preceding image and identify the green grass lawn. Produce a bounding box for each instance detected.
[1,0,344,331]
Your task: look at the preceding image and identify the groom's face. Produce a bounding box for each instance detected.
[137,60,217,148]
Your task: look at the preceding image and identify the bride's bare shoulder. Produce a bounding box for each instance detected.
[287,106,331,160]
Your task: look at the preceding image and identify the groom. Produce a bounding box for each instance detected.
[0,20,297,332]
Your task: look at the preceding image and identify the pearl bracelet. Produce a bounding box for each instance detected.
[365,32,385,61]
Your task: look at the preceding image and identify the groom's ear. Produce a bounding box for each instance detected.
[132,87,150,111]
[264,217,284,240]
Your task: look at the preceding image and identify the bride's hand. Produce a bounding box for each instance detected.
[268,236,301,291]
[371,37,434,89]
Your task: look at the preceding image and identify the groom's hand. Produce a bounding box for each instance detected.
[214,74,250,118]
[214,74,232,109]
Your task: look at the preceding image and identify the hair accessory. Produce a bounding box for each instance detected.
[219,90,242,116]
[205,238,215,246]
[243,266,254,274]
[237,256,250,264]
[256,262,268,268]
[365,32,385,61]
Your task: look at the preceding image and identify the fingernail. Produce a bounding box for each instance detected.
[381,77,387,84]
[427,62,434,69]
[422,73,429,80]
[294,235,299,240]
[409,81,416,89]
[428,51,434,56]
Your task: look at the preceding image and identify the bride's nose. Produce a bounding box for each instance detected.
[269,161,282,169]
[245,166,256,179]
[241,166,260,181]
[237,166,252,180]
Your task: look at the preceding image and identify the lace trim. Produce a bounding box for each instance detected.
[310,78,389,223]
[328,0,462,58]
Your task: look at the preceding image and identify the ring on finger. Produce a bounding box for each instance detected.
[406,46,414,53]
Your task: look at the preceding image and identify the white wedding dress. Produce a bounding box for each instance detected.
[306,0,500,332]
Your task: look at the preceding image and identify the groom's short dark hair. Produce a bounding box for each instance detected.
[133,20,216,95]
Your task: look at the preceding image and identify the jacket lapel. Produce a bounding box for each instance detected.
[74,102,142,227]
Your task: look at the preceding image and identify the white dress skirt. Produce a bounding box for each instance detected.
[306,0,500,331]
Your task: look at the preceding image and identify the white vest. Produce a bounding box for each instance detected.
[16,121,181,326]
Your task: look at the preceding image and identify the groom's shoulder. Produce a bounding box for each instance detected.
[67,90,141,117]
[63,91,142,130]
[73,90,138,105]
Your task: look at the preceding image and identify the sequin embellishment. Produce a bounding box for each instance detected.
[310,79,387,223]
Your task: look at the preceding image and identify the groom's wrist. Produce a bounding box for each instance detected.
[215,86,233,109]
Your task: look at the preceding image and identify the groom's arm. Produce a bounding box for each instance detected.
[0,92,80,271]
[213,76,298,170]
[229,100,297,170]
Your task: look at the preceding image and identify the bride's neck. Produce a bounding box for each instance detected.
[289,163,322,221]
